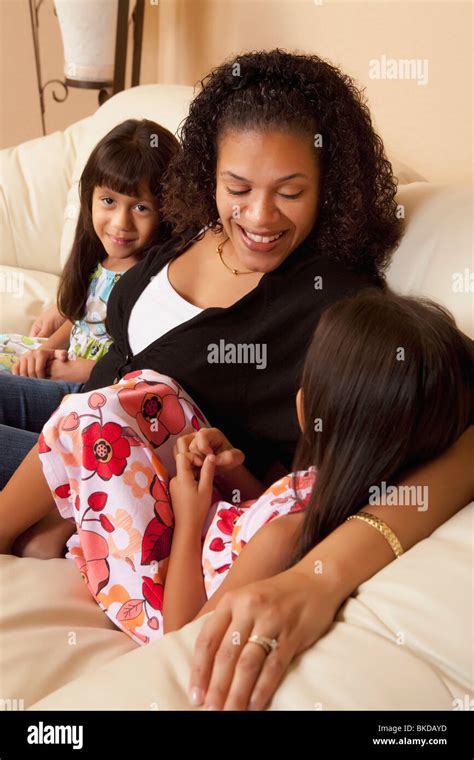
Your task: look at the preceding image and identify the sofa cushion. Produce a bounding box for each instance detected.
[0,502,469,710]
[387,183,473,338]
[0,555,136,709]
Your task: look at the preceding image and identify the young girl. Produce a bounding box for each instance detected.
[0,118,179,383]
[0,289,472,644]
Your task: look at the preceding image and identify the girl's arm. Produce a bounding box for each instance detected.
[163,506,301,633]
[215,462,264,502]
[29,304,66,338]
[36,319,73,350]
[162,524,208,634]
[163,452,216,633]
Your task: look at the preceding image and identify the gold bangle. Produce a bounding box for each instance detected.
[346,511,404,558]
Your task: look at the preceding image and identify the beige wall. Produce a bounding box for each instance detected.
[0,0,472,185]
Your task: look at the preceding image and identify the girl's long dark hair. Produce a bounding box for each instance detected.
[161,49,403,280]
[286,289,473,567]
[58,119,179,322]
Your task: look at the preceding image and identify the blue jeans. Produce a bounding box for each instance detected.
[0,374,82,488]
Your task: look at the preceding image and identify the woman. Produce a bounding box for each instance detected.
[1,49,472,707]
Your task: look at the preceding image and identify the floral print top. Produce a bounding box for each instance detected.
[202,467,317,599]
[68,262,123,361]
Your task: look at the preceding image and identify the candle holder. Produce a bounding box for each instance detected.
[29,0,145,135]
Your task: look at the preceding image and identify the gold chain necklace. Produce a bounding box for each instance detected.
[216,237,255,275]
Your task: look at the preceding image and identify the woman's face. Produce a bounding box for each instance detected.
[215,128,321,273]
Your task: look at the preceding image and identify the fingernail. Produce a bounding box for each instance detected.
[189,686,204,706]
[205,704,218,710]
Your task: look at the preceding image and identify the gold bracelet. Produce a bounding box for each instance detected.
[346,511,404,558]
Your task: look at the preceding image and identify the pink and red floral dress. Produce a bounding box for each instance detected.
[38,369,316,646]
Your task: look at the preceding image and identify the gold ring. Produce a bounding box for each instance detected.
[247,634,279,656]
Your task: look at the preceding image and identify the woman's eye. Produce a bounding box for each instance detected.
[225,187,303,199]
[101,197,115,206]
[135,204,150,212]
[279,191,303,199]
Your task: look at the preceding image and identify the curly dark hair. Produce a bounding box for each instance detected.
[160,48,404,278]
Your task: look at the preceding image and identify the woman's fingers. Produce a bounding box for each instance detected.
[199,604,289,711]
[188,605,234,706]
[202,615,261,710]
[190,592,285,711]
[233,632,294,711]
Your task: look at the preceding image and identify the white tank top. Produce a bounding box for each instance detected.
[127,261,203,355]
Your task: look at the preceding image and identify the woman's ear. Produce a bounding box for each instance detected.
[296,388,304,433]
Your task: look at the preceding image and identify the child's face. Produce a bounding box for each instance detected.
[92,183,158,265]
[215,128,320,274]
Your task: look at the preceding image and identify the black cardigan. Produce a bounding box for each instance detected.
[84,228,380,478]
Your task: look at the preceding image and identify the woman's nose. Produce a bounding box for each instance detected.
[245,194,280,226]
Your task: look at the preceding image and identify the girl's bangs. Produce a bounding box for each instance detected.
[96,148,153,198]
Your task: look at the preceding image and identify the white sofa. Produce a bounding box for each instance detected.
[0,84,472,711]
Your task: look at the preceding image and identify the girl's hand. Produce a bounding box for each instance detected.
[189,569,340,711]
[173,428,245,472]
[48,355,94,383]
[169,452,217,530]
[12,348,67,379]
[29,304,65,338]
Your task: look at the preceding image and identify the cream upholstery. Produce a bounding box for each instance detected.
[0,84,472,711]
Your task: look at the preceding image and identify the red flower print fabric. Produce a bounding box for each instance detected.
[39,370,215,646]
[201,468,317,599]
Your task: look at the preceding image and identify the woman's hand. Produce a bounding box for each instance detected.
[29,304,65,338]
[189,569,340,711]
[12,348,68,379]
[173,428,245,472]
[169,451,217,530]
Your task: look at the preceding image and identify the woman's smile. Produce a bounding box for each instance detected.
[235,222,289,253]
